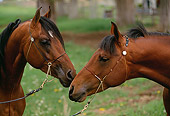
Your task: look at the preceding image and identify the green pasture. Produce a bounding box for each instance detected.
[0,4,111,33]
[0,4,166,116]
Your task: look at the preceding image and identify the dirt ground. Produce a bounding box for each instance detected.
[62,31,110,49]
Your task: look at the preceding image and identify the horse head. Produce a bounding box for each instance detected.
[69,22,128,102]
[24,7,76,87]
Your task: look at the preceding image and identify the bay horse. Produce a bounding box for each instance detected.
[69,22,170,115]
[0,7,76,116]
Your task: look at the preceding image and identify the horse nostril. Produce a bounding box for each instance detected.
[69,85,74,95]
[67,70,73,81]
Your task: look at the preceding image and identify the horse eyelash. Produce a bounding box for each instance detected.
[40,39,51,46]
[99,56,109,62]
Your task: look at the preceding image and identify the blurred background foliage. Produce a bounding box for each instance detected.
[1,0,170,33]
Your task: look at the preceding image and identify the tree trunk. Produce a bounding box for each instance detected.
[37,0,56,23]
[159,0,170,32]
[115,0,135,26]
[57,0,67,16]
[68,0,78,19]
[89,0,97,19]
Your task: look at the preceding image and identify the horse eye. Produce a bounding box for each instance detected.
[40,39,50,46]
[99,56,109,62]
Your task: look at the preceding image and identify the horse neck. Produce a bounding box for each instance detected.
[127,36,170,89]
[0,22,30,90]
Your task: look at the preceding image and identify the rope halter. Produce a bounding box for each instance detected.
[71,35,129,116]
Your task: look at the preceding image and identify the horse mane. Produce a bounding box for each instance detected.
[100,23,170,54]
[99,35,116,54]
[0,19,21,73]
[39,16,65,49]
[127,23,170,38]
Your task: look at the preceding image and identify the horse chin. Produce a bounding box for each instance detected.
[59,78,71,88]
[51,67,72,87]
[77,95,87,102]
[51,73,71,87]
[69,92,87,102]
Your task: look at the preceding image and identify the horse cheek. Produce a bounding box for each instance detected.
[106,64,126,87]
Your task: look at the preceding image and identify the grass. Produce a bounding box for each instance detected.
[0,5,112,33]
[0,4,35,26]
[57,17,112,33]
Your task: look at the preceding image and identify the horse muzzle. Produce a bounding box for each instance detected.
[69,85,87,102]
[53,66,75,87]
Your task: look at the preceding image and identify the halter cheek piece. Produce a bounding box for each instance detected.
[72,35,129,116]
[122,35,129,56]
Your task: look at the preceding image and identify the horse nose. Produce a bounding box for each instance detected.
[69,85,75,100]
[66,70,75,81]
[69,85,74,95]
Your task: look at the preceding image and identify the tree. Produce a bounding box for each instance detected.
[159,0,170,32]
[68,0,78,19]
[89,0,97,19]
[57,0,67,16]
[115,0,135,26]
[37,0,56,23]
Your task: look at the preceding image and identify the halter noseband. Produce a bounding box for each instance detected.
[84,55,123,92]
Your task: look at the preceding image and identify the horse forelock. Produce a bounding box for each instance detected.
[39,16,65,49]
[99,35,116,55]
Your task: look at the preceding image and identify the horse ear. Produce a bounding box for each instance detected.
[110,22,122,41]
[44,6,51,18]
[30,7,42,28]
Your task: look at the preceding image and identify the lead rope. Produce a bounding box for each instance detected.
[0,28,57,104]
[71,66,116,116]
[40,62,55,89]
[71,74,108,116]
[0,62,54,104]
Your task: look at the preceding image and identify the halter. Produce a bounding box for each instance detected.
[71,35,129,116]
[0,23,66,104]
[26,23,67,87]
